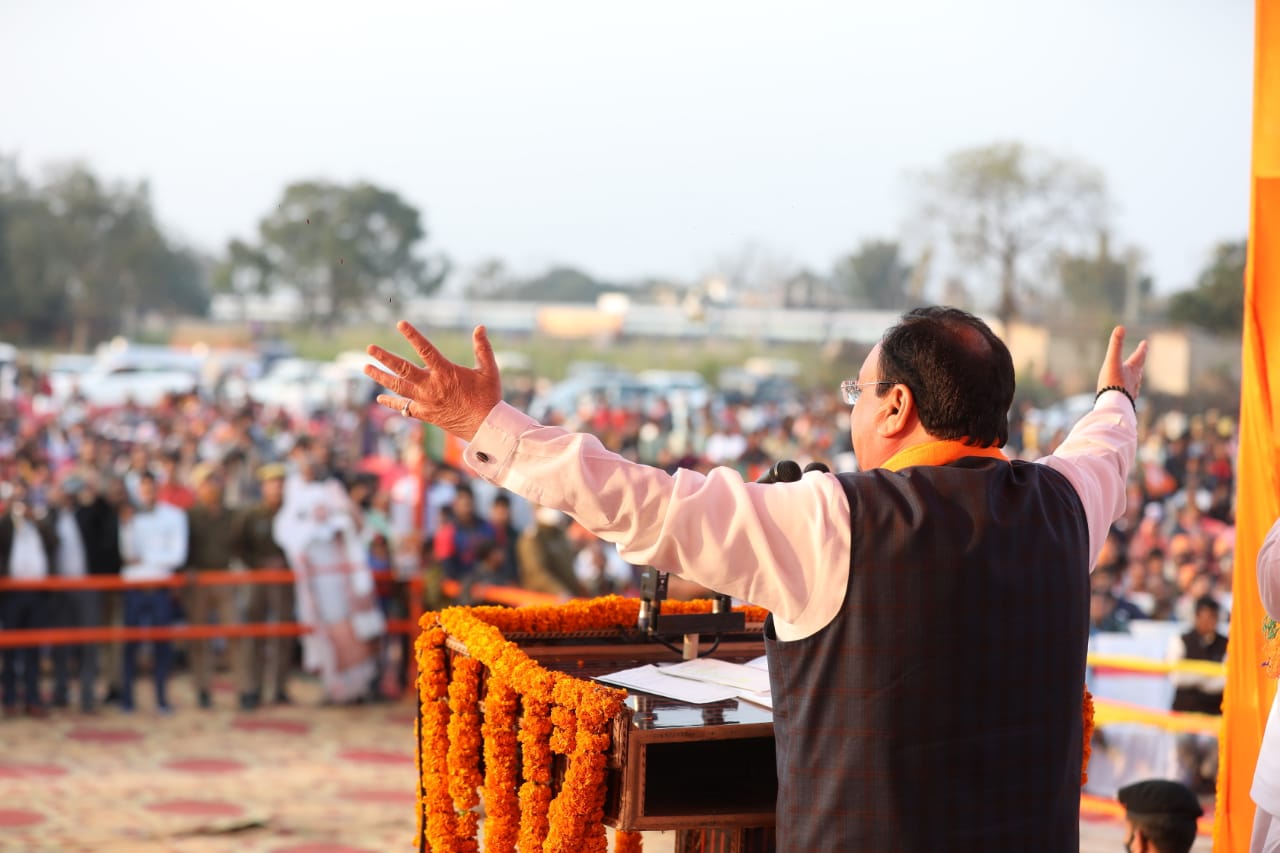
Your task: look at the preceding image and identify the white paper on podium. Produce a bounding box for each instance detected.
[735,689,773,710]
[744,655,769,672]
[595,665,739,704]
[661,658,772,695]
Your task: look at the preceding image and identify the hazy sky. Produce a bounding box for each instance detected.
[1,0,1254,298]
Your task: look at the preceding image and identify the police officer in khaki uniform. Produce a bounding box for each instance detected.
[231,464,294,709]
[185,463,240,709]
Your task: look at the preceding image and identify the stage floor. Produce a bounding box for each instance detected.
[0,674,1209,852]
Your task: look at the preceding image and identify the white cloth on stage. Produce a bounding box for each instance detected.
[1252,518,1280,851]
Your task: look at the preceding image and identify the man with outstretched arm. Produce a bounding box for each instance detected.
[365,307,1146,853]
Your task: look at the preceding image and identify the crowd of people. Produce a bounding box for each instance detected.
[0,359,665,716]
[0,350,1239,736]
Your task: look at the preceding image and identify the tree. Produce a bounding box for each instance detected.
[0,159,208,349]
[211,238,272,321]
[1166,240,1246,335]
[916,142,1109,328]
[1056,232,1151,325]
[460,257,514,300]
[709,241,799,307]
[512,266,603,302]
[832,239,913,310]
[217,180,448,327]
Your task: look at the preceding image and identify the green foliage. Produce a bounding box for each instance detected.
[832,240,913,310]
[1057,234,1150,323]
[1166,241,1246,335]
[473,265,609,303]
[918,142,1109,326]
[219,180,447,326]
[0,158,208,349]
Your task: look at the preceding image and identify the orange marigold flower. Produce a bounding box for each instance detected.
[614,829,644,853]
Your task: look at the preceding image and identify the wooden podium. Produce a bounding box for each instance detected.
[513,635,779,853]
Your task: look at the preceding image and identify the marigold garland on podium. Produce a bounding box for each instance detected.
[413,595,777,853]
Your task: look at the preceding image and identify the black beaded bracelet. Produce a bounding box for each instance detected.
[1096,384,1137,412]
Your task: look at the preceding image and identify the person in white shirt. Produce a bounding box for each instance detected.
[119,472,188,713]
[1253,517,1280,853]
[0,483,58,716]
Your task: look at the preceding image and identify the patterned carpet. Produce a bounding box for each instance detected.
[0,674,1205,852]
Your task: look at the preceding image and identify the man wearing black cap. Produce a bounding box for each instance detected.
[1117,779,1202,853]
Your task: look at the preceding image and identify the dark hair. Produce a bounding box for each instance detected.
[493,493,511,508]
[1194,595,1221,615]
[1129,814,1197,853]
[877,306,1015,447]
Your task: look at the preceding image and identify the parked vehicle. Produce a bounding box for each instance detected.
[637,369,711,409]
[75,342,203,408]
[0,342,17,401]
[45,353,97,402]
[529,372,650,421]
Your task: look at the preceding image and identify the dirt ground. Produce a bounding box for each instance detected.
[0,674,1207,852]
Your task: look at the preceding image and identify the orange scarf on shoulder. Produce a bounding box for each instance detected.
[880,439,1007,472]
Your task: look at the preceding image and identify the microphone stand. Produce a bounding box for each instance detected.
[634,459,829,660]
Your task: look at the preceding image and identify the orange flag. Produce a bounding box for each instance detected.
[1214,3,1280,850]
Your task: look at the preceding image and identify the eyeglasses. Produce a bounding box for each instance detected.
[839,380,895,406]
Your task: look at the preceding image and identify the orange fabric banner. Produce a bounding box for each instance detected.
[1215,4,1280,850]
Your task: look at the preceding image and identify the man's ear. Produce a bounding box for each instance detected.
[1133,827,1150,853]
[876,384,916,438]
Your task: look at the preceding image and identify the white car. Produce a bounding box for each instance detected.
[75,345,203,408]
[246,358,332,415]
[45,353,97,402]
[638,369,711,409]
[245,355,379,415]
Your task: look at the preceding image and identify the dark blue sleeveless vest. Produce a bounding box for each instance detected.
[764,457,1090,852]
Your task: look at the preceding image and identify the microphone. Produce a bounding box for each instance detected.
[755,460,803,484]
[755,460,830,483]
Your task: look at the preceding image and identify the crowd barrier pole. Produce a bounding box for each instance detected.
[0,620,420,649]
[1091,697,1224,737]
[0,571,554,650]
[0,569,413,649]
[1087,652,1227,679]
[436,578,561,608]
[0,569,297,592]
